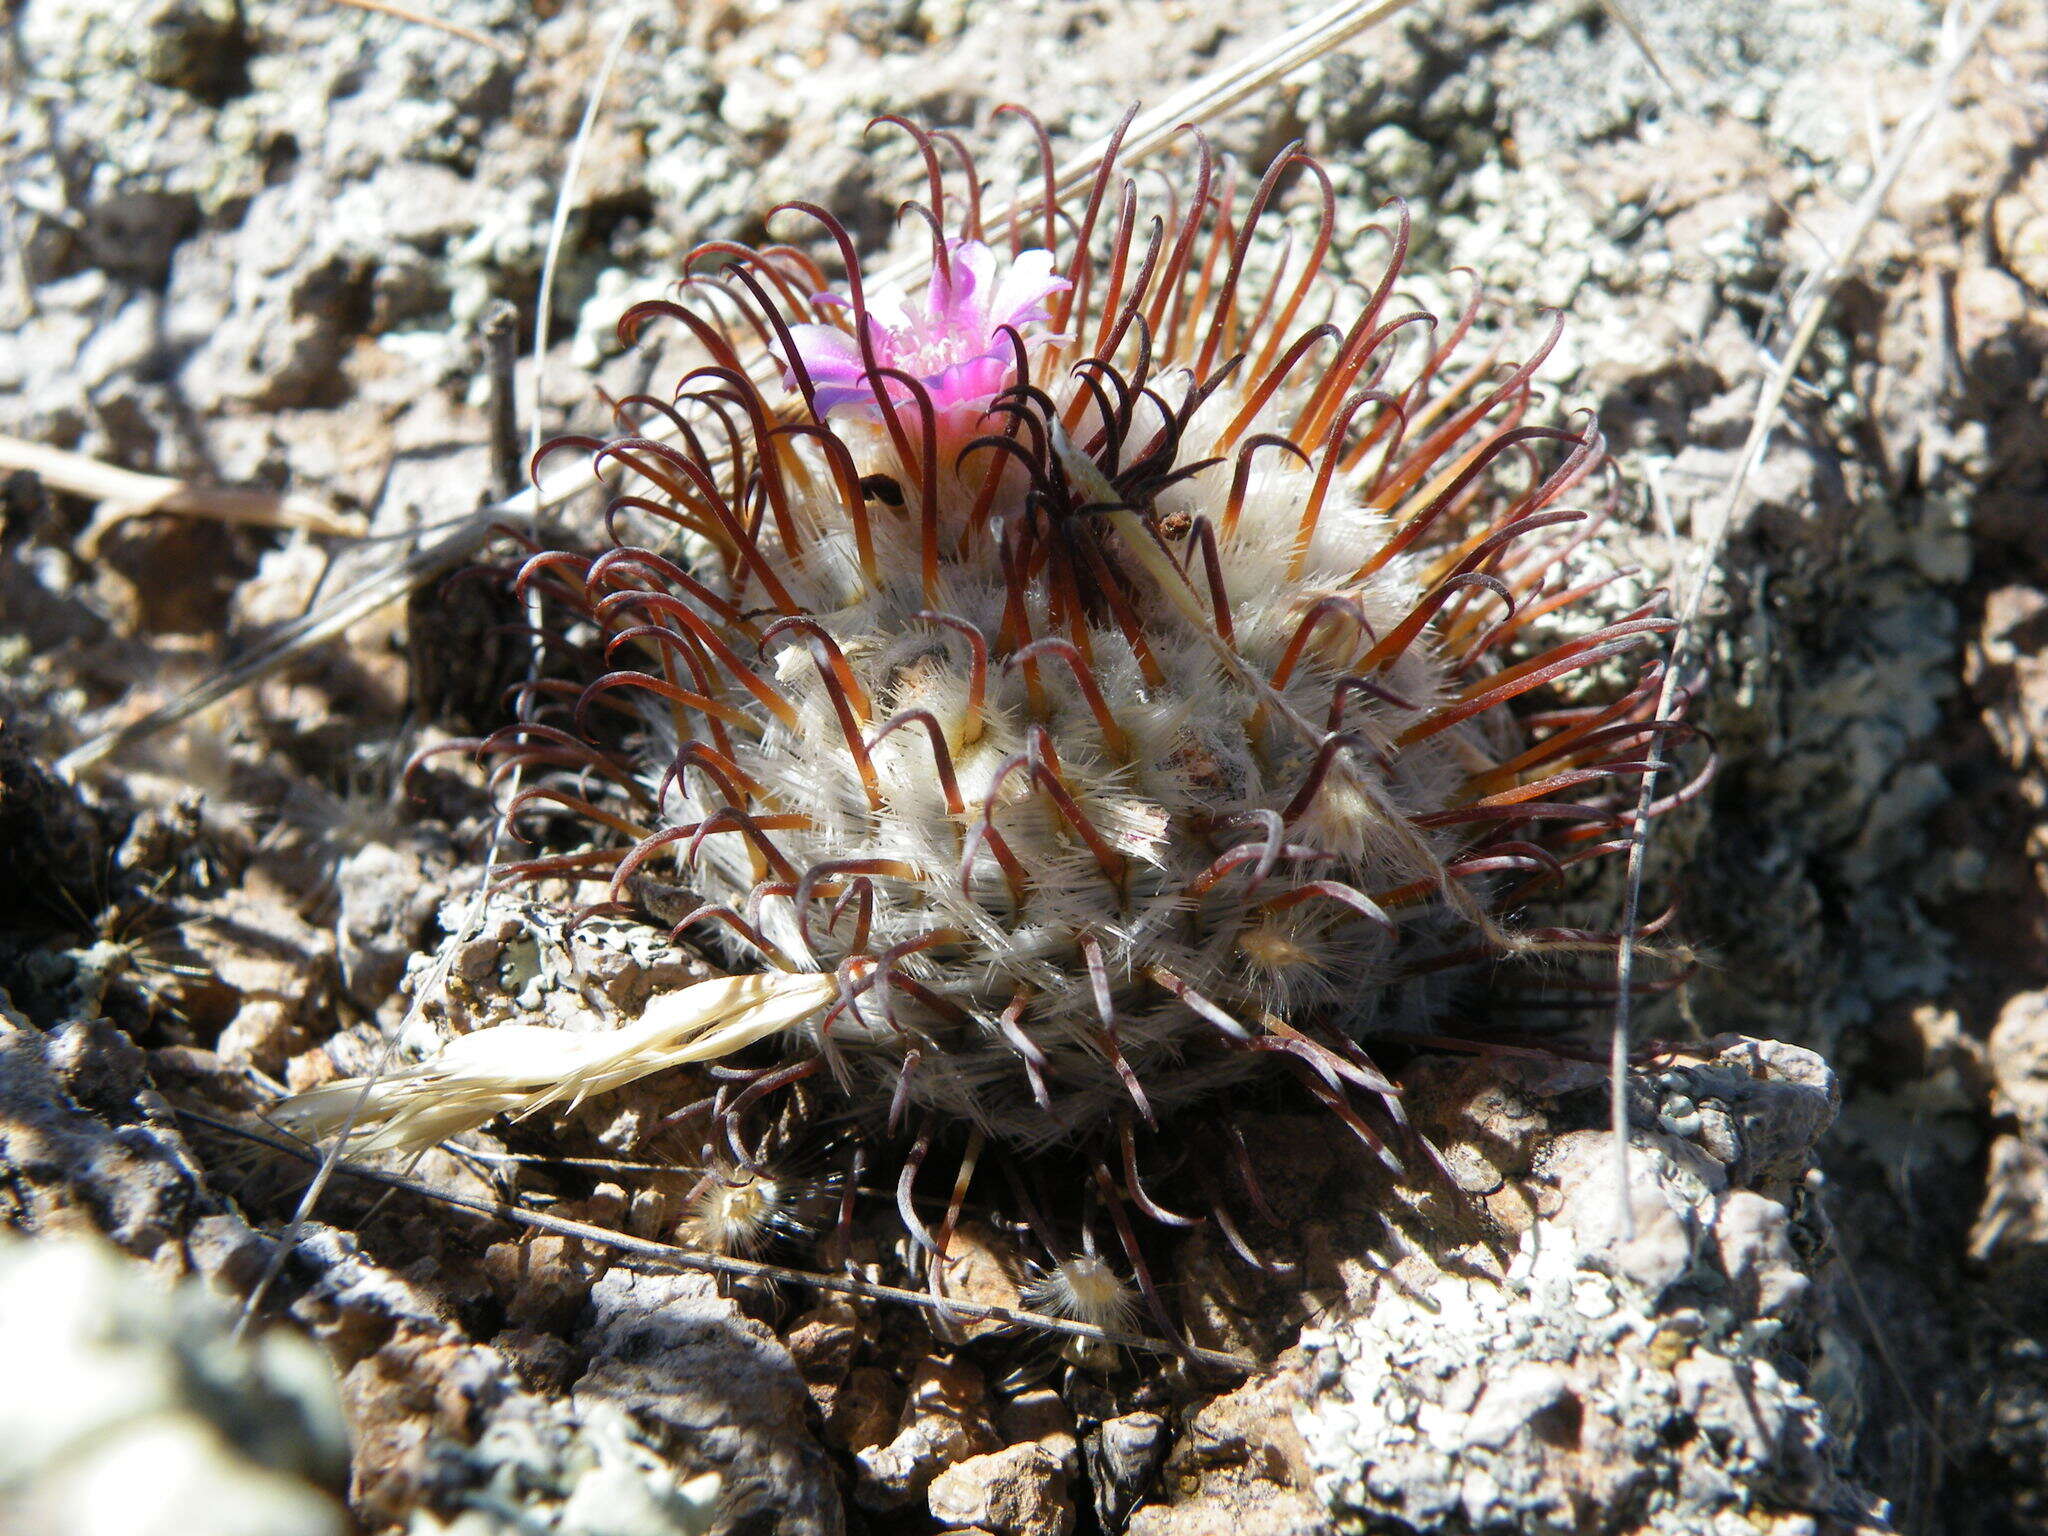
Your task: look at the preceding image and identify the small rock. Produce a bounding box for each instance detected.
[1132,1360,1325,1536]
[998,1389,1080,1476]
[927,1442,1076,1536]
[1695,1036,1840,1192]
[1545,1128,1700,1302]
[481,1232,597,1333]
[854,1355,1001,1511]
[1673,1353,1787,1472]
[1970,1135,2048,1266]
[1461,1364,1573,1449]
[824,1365,903,1456]
[1989,991,2048,1137]
[335,836,452,1008]
[785,1302,863,1392]
[574,1267,842,1536]
[0,1232,348,1536]
[1088,1411,1169,1531]
[933,1220,1026,1340]
[115,0,246,96]
[1714,1190,1808,1317]
[491,1327,578,1396]
[190,892,331,1075]
[340,1324,494,1525]
[0,1014,203,1259]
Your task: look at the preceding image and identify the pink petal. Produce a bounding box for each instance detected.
[923,350,1011,410]
[947,240,998,308]
[778,322,868,386]
[780,241,1070,423]
[810,381,881,417]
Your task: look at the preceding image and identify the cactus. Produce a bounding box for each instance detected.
[282,111,1682,1310]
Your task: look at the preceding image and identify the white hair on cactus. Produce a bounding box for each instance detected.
[681,1163,820,1257]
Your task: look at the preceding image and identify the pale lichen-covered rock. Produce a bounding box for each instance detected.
[282,1224,725,1536]
[927,1441,1078,1536]
[0,1231,349,1536]
[1294,1038,1884,1536]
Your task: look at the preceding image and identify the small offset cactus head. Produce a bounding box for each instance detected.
[304,108,1687,1331]
[681,1161,826,1257]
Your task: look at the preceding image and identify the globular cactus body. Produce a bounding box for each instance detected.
[292,111,1677,1269]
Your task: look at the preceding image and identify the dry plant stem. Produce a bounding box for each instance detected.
[1606,0,2005,1232]
[186,1108,1254,1373]
[56,0,1417,774]
[0,434,365,553]
[1026,0,1415,200]
[1594,0,1687,102]
[323,0,518,57]
[529,11,638,463]
[484,302,523,501]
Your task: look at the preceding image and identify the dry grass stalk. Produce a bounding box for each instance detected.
[324,0,518,57]
[185,1107,1256,1371]
[0,433,366,554]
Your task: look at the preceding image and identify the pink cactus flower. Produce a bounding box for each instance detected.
[778,239,1069,421]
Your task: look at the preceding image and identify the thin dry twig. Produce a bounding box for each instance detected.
[60,513,510,776]
[529,15,637,462]
[0,434,366,554]
[325,0,518,58]
[1016,0,1416,207]
[57,0,1415,774]
[1606,0,2007,1233]
[187,1108,1255,1373]
[1594,0,1689,104]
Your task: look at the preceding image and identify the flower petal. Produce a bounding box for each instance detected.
[923,350,1013,410]
[991,247,1070,328]
[778,322,868,387]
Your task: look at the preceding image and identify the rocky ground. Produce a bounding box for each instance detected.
[3,0,2046,1532]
